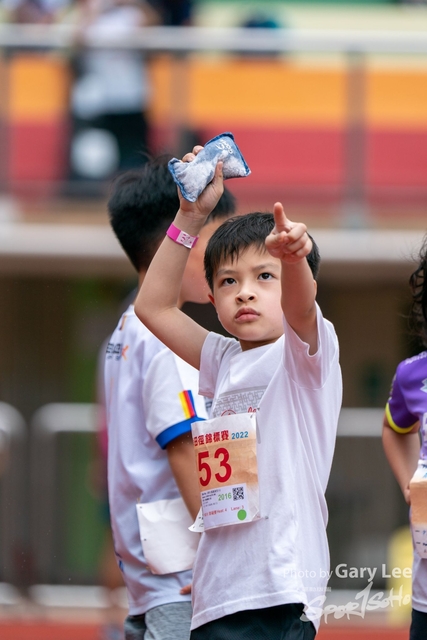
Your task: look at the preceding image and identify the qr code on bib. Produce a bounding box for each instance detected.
[232,486,244,501]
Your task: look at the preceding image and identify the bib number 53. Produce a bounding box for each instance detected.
[198,448,232,487]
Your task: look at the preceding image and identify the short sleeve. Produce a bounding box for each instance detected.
[283,303,339,390]
[143,350,208,449]
[386,365,418,433]
[199,332,240,399]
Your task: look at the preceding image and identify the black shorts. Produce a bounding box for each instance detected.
[190,603,316,640]
[410,608,427,640]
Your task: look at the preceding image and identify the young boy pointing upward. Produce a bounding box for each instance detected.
[135,148,342,639]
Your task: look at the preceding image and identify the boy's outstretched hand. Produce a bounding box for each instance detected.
[177,146,224,221]
[265,202,312,264]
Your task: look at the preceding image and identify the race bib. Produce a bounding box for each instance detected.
[191,413,260,530]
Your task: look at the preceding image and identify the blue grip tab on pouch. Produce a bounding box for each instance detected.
[168,132,251,202]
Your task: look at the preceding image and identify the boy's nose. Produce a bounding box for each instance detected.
[236,290,256,302]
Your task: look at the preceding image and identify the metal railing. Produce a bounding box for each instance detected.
[0,24,426,54]
[30,403,100,584]
[0,400,403,598]
[26,403,387,585]
[0,402,26,585]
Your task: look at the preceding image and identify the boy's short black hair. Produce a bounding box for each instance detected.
[204,212,320,291]
[108,155,236,272]
[409,234,427,348]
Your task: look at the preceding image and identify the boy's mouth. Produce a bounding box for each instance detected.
[235,307,259,321]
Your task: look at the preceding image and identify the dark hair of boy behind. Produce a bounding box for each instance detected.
[108,155,236,273]
[409,235,427,348]
[204,212,320,292]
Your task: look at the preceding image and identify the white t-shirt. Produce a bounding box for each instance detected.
[191,304,342,631]
[104,305,207,615]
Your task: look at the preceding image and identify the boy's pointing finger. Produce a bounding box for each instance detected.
[273,202,292,233]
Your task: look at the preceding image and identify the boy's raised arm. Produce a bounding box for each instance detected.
[265,203,318,354]
[135,155,224,371]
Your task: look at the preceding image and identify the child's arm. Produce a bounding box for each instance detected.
[382,413,420,504]
[166,433,200,519]
[135,153,224,370]
[265,202,318,354]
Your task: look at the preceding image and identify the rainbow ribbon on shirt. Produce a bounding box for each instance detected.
[179,390,197,419]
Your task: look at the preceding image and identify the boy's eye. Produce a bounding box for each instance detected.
[258,272,273,280]
[221,277,236,286]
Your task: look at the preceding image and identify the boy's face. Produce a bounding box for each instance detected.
[179,219,225,306]
[208,245,284,351]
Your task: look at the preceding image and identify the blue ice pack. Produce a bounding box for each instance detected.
[168,132,251,203]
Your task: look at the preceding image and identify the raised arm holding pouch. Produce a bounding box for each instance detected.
[168,132,251,202]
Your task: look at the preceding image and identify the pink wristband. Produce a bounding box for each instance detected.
[166,223,199,249]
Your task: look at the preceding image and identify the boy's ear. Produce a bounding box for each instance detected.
[313,280,317,297]
[208,293,216,307]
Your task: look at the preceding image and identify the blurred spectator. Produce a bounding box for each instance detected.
[68,0,160,187]
[241,12,281,30]
[240,11,283,59]
[0,0,69,23]
[147,0,193,26]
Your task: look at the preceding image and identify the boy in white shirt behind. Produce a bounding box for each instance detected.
[105,155,236,640]
[135,147,342,639]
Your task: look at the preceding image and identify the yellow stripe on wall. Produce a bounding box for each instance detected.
[367,70,427,128]
[149,56,427,130]
[6,53,427,129]
[189,59,347,127]
[149,57,347,128]
[8,55,71,122]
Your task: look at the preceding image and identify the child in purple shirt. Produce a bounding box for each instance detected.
[383,236,427,640]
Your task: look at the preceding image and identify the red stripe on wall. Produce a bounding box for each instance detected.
[367,129,427,187]
[201,127,345,187]
[8,120,69,183]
